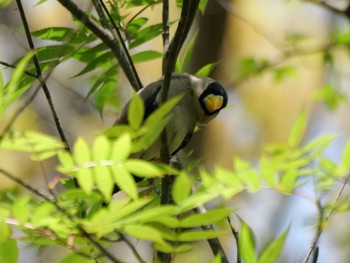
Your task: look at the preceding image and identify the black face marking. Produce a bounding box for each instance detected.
[199,82,228,116]
[143,85,161,121]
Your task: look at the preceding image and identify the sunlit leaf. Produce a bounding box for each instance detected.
[341,139,350,170]
[94,165,113,201]
[58,253,96,263]
[131,50,162,63]
[179,208,233,228]
[288,110,308,148]
[124,225,166,245]
[154,243,192,253]
[172,173,191,204]
[177,230,224,242]
[12,196,31,224]
[195,62,219,77]
[112,166,138,200]
[111,133,132,162]
[0,51,34,114]
[0,239,18,263]
[32,27,92,44]
[77,168,94,195]
[0,223,11,243]
[128,93,145,130]
[258,227,289,263]
[314,84,345,111]
[239,219,256,263]
[124,159,163,178]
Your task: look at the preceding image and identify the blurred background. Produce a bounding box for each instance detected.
[1,0,350,262]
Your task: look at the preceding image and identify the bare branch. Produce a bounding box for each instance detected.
[16,0,72,153]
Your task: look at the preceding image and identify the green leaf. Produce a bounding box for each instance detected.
[341,139,350,170]
[124,225,166,245]
[31,27,91,44]
[131,50,162,63]
[58,253,96,263]
[12,195,31,224]
[144,94,184,127]
[199,0,209,13]
[180,32,198,73]
[239,219,256,263]
[112,166,138,200]
[74,51,113,77]
[0,130,65,161]
[92,136,110,161]
[210,253,222,263]
[177,230,224,242]
[94,165,113,201]
[129,23,163,49]
[303,134,336,154]
[124,159,163,178]
[195,62,219,77]
[178,191,218,212]
[179,208,233,228]
[111,133,132,162]
[57,151,75,174]
[125,205,179,224]
[0,0,14,8]
[258,227,289,263]
[31,202,56,226]
[77,168,94,195]
[128,94,145,130]
[288,110,308,148]
[126,17,148,35]
[273,66,296,82]
[74,138,91,165]
[238,57,268,79]
[0,239,18,263]
[314,84,346,111]
[172,173,191,204]
[0,51,34,114]
[0,223,11,243]
[95,75,119,117]
[154,243,192,253]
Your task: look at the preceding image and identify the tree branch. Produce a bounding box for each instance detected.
[56,0,142,91]
[16,0,72,152]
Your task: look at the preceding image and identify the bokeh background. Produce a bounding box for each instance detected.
[1,0,350,262]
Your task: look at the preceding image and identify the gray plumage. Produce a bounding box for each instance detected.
[114,73,227,160]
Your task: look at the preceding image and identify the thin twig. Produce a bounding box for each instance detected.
[303,200,324,263]
[56,0,142,91]
[0,60,37,78]
[193,204,229,263]
[98,0,142,90]
[115,231,147,263]
[227,216,241,263]
[16,0,71,153]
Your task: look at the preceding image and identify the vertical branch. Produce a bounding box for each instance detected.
[162,0,170,73]
[16,0,71,153]
[96,0,143,90]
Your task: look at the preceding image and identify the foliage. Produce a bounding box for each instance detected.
[0,0,350,262]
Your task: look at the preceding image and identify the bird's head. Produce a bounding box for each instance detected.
[189,76,228,124]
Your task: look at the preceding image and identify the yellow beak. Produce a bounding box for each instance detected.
[203,94,224,113]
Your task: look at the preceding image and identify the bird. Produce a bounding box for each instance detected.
[114,73,228,160]
[112,73,227,193]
